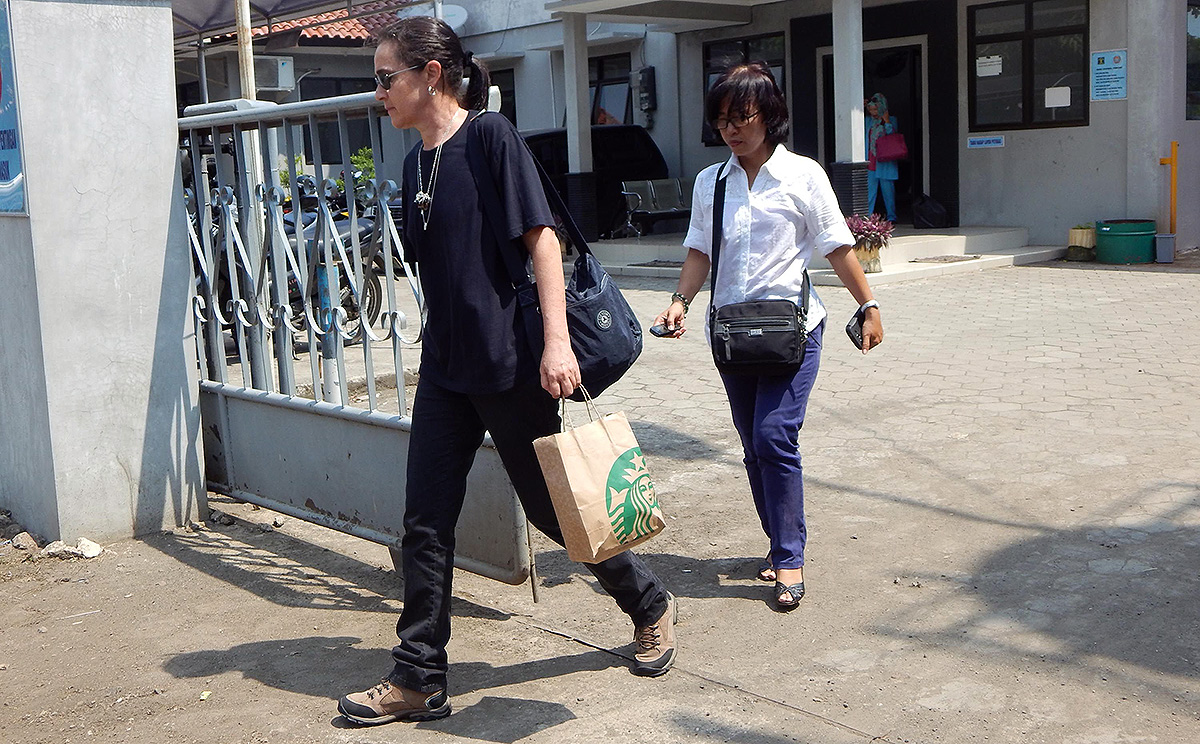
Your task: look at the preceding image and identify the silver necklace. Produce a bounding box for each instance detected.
[414,114,460,231]
[414,142,443,231]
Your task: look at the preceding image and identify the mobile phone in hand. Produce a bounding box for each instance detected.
[649,323,677,337]
[845,310,865,350]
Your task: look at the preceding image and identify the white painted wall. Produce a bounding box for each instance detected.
[0,0,203,542]
[959,0,1197,249]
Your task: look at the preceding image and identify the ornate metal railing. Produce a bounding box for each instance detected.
[179,92,422,412]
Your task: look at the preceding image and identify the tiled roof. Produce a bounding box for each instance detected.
[250,1,404,41]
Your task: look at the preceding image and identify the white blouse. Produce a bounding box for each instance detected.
[682,145,854,335]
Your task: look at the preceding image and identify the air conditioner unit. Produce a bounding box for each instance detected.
[254,55,295,92]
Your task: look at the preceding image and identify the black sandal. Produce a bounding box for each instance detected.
[756,558,776,583]
[773,580,805,611]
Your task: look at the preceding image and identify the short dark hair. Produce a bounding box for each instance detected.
[373,16,490,111]
[704,62,789,145]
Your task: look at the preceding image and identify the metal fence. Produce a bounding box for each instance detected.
[179,93,533,586]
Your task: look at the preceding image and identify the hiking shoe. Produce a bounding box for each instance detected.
[337,679,451,725]
[632,592,677,677]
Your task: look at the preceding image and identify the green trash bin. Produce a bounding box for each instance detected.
[1095,220,1157,264]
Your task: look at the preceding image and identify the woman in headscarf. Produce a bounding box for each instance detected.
[865,92,899,223]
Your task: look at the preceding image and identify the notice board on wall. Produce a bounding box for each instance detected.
[1091,49,1128,102]
[0,0,24,213]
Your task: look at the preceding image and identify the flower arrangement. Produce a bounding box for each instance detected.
[845,213,894,249]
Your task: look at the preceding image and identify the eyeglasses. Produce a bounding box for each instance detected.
[711,111,759,131]
[375,63,424,91]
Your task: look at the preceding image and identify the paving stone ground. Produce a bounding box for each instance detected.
[3,258,1199,744]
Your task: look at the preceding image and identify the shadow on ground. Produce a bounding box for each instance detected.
[630,420,730,462]
[165,636,615,741]
[877,482,1200,686]
[535,546,777,607]
[141,524,508,620]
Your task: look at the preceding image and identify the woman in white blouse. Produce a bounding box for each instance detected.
[653,63,883,611]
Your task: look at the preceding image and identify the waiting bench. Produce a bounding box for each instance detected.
[619,176,694,236]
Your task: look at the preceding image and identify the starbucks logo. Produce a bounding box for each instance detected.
[596,309,613,330]
[606,448,658,543]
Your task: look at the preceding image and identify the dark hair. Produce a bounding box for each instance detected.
[374,16,490,111]
[704,62,789,145]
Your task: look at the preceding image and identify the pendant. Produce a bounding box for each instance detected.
[414,190,432,212]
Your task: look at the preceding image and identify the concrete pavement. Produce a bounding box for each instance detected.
[3,256,1199,743]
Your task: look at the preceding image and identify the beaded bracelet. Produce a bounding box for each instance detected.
[670,292,690,314]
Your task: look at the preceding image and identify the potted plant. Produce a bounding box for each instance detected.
[845,213,893,273]
[1066,222,1096,261]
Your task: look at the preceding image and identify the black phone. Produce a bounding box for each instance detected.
[649,323,677,337]
[846,309,865,350]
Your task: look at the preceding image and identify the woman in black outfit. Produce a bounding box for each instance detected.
[336,17,677,727]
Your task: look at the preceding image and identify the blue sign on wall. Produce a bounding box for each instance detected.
[968,135,1005,149]
[1091,49,1128,102]
[0,0,24,213]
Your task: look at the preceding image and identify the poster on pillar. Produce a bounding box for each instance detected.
[0,0,24,214]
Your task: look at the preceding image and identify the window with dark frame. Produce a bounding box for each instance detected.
[490,69,518,127]
[968,0,1088,131]
[1188,1,1200,120]
[589,54,632,125]
[701,34,785,146]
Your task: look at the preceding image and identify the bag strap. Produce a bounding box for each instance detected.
[707,163,728,323]
[465,111,540,314]
[467,110,595,277]
[706,162,809,324]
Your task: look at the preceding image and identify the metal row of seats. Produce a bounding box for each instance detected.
[618,177,695,236]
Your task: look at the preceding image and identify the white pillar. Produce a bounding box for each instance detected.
[833,0,866,163]
[561,12,593,172]
[0,0,203,543]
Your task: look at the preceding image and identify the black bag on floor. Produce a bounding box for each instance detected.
[912,192,949,229]
[467,112,642,401]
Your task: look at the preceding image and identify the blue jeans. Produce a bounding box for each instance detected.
[719,321,824,571]
[390,378,669,692]
[867,171,897,222]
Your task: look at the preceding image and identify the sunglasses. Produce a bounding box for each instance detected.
[711,111,759,131]
[375,63,424,91]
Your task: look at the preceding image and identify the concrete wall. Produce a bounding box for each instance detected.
[0,0,203,542]
[958,0,1197,248]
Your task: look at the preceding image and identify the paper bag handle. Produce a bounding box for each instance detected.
[559,384,600,431]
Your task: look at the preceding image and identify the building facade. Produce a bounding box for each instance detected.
[176,0,1199,250]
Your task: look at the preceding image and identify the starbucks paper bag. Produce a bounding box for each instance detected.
[533,410,665,564]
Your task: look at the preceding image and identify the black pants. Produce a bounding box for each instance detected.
[389,377,670,692]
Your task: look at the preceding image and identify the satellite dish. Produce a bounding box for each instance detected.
[394,3,468,32]
[441,5,468,31]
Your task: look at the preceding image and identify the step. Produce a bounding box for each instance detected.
[809,227,1030,269]
[591,226,1032,271]
[594,244,1066,284]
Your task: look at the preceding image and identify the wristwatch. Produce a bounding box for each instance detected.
[858,300,880,313]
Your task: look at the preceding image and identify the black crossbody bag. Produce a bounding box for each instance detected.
[708,164,810,376]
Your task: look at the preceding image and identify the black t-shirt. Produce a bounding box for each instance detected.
[402,112,555,394]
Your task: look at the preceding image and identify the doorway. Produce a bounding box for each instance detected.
[820,43,925,224]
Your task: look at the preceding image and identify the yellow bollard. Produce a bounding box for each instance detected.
[1159,140,1178,235]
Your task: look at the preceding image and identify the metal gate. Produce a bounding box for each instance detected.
[180,93,532,585]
